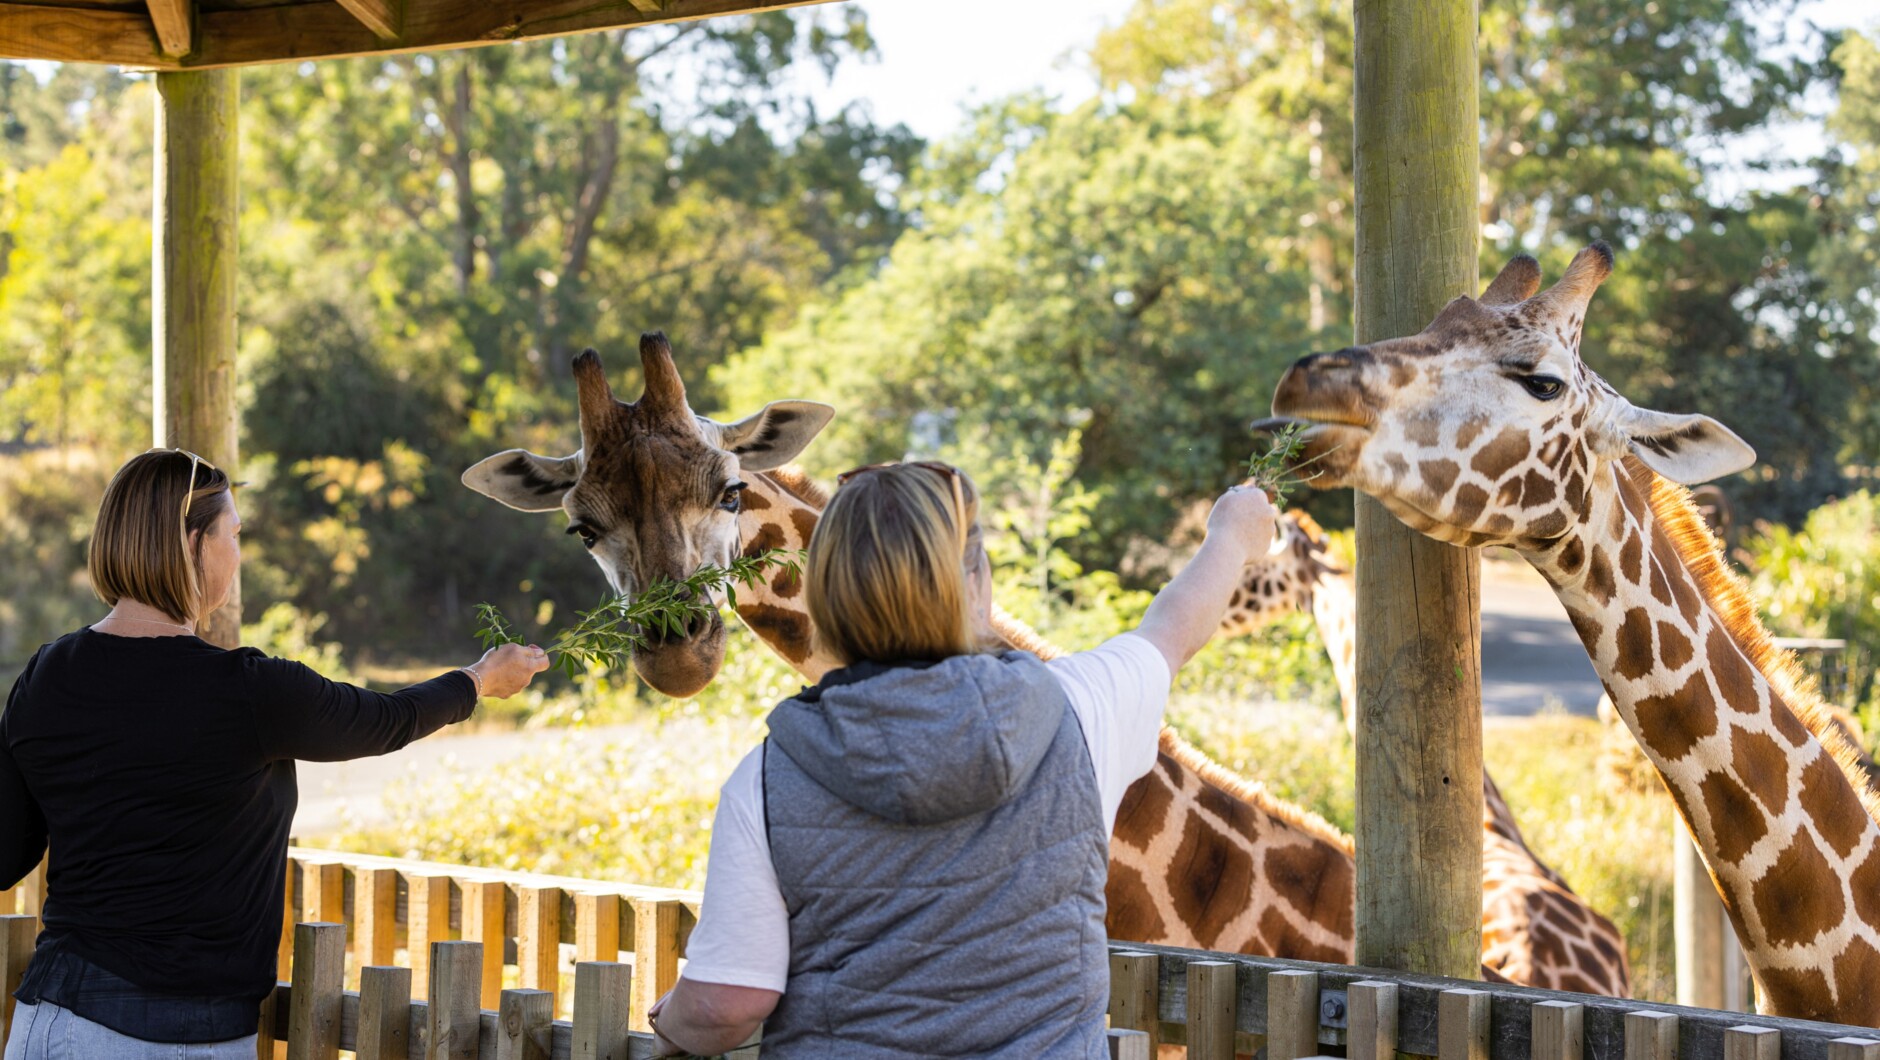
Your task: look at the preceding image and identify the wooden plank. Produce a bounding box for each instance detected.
[428,941,483,1060]
[1348,981,1398,1060]
[1829,1039,1880,1060]
[497,989,555,1060]
[0,0,835,69]
[1534,1000,1584,1060]
[19,858,46,919]
[145,0,190,55]
[1107,1028,1152,1060]
[332,0,399,38]
[303,862,345,926]
[520,886,562,1001]
[1268,969,1320,1060]
[358,867,400,968]
[276,861,294,982]
[1625,1010,1679,1060]
[1185,960,1237,1060]
[1107,950,1160,1051]
[572,962,633,1060]
[1,915,36,1045]
[287,922,345,1060]
[1674,821,1729,1010]
[256,982,284,1060]
[627,898,679,1031]
[463,879,508,1009]
[407,872,451,1002]
[1726,1026,1781,1060]
[1350,0,1483,984]
[575,893,620,964]
[358,966,413,1060]
[1438,988,1490,1060]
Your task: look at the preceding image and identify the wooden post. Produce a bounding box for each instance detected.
[497,989,555,1060]
[1533,1000,1585,1060]
[406,873,451,1001]
[628,897,681,1030]
[1106,951,1160,1051]
[1350,0,1484,981]
[519,886,561,1001]
[1268,970,1321,1060]
[1348,981,1399,1060]
[427,941,483,1060]
[358,966,414,1060]
[1437,989,1490,1060]
[152,68,241,648]
[575,892,620,964]
[1,914,36,1044]
[462,879,507,1008]
[303,861,345,927]
[1674,821,1727,1010]
[1624,1011,1679,1060]
[1185,960,1238,1060]
[286,922,345,1060]
[572,961,634,1060]
[1725,1026,1780,1060]
[1829,1040,1880,1060]
[358,867,400,968]
[1108,1029,1153,1060]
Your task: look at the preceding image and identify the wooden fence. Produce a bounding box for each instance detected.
[9,850,1880,1059]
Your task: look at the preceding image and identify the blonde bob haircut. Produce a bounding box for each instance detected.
[89,450,233,625]
[807,462,986,666]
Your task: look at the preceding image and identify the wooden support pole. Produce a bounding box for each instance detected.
[358,867,399,968]
[358,966,414,1060]
[153,67,241,649]
[1830,1039,1880,1060]
[462,879,507,1009]
[303,862,345,926]
[427,941,483,1060]
[572,961,633,1060]
[1268,970,1321,1060]
[286,922,345,1060]
[575,892,620,964]
[496,989,555,1060]
[1185,960,1238,1060]
[1624,1011,1679,1060]
[1350,0,1483,981]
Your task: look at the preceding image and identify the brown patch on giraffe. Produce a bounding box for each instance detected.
[1265,840,1354,931]
[1115,771,1174,844]
[1166,811,1257,950]
[1649,529,1700,615]
[1730,729,1791,815]
[1564,469,1586,513]
[1700,771,1768,864]
[1753,832,1844,947]
[1832,938,1880,1025]
[1527,510,1569,539]
[1455,417,1490,449]
[1557,538,1585,577]
[737,603,811,664]
[1583,546,1616,605]
[739,488,772,512]
[1648,556,1676,608]
[1520,469,1556,508]
[1756,965,1835,1023]
[1389,360,1417,389]
[770,566,803,599]
[1406,417,1443,447]
[1470,429,1531,480]
[1453,484,1491,524]
[1619,533,1643,585]
[1103,862,1166,943]
[1800,754,1870,859]
[1634,672,1720,762]
[1496,475,1526,508]
[1419,459,1461,499]
[1853,845,1880,926]
[1158,753,1182,785]
[1707,625,1761,716]
[743,522,786,557]
[1382,453,1411,482]
[1614,608,1656,682]
[1657,622,1694,671]
[1557,972,1601,995]
[1537,433,1571,472]
[789,508,819,548]
[1257,907,1348,964]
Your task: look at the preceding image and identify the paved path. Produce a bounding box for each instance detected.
[293,563,1600,836]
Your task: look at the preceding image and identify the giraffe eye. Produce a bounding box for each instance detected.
[718,482,747,513]
[1519,375,1565,401]
[568,524,599,549]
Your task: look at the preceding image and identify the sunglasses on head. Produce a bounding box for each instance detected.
[146,447,219,520]
[836,460,981,562]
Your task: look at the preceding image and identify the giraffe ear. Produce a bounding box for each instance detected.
[462,449,584,512]
[1616,407,1756,485]
[714,401,835,471]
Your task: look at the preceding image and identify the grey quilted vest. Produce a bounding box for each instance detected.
[760,651,1110,1059]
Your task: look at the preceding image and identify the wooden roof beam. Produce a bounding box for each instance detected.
[332,0,401,40]
[146,0,193,57]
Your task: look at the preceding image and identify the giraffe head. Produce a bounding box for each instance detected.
[463,332,834,697]
[1256,244,1756,549]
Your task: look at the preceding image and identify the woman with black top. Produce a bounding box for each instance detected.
[0,449,550,1058]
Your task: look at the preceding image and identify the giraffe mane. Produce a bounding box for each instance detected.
[1624,456,1880,821]
[761,465,830,509]
[988,603,1356,855]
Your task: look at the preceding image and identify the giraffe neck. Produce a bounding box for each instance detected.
[728,472,1360,959]
[1529,458,1880,1024]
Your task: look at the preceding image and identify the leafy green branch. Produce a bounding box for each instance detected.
[1246,422,1338,508]
[475,549,806,681]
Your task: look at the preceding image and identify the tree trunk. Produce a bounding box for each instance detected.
[1350,0,1483,981]
[446,59,478,296]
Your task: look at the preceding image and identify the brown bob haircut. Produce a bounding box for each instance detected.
[88,450,234,624]
[806,462,988,666]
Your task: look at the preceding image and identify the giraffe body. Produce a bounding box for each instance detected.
[1264,243,1880,1024]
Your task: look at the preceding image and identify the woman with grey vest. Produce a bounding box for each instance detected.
[649,461,1276,1058]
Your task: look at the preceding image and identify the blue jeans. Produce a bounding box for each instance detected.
[4,1002,256,1060]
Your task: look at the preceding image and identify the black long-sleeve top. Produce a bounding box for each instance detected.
[0,628,476,1008]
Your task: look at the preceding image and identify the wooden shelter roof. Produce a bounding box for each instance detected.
[0,0,829,70]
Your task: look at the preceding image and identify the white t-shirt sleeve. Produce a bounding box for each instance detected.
[1046,632,1173,832]
[674,747,790,992]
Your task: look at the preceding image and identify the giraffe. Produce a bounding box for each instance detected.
[1258,242,1880,1025]
[463,334,1359,964]
[1219,511,1631,995]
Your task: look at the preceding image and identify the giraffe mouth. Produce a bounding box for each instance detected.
[1249,416,1368,490]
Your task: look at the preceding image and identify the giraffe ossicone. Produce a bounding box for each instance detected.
[1265,243,1880,1026]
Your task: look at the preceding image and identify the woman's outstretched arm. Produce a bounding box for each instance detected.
[1133,485,1277,674]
